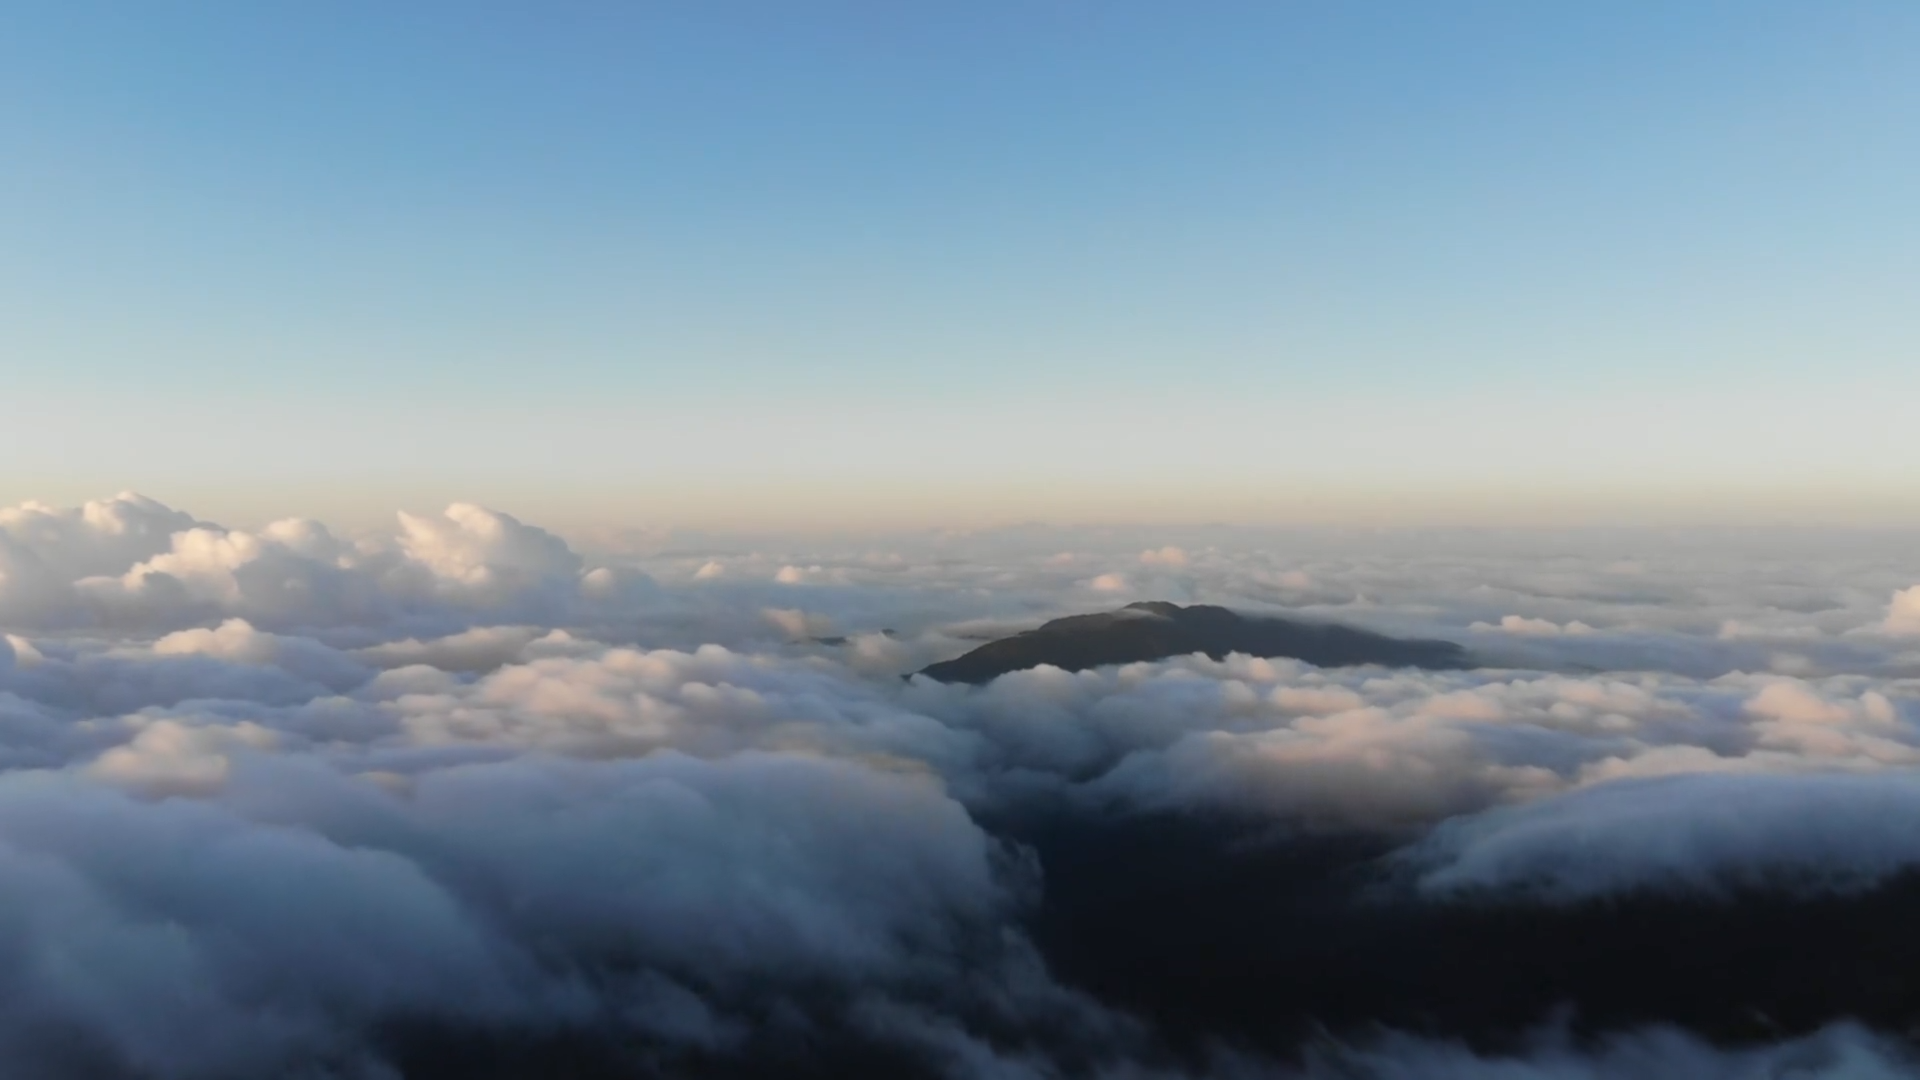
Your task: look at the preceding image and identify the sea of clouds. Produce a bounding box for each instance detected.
[2,493,1919,1078]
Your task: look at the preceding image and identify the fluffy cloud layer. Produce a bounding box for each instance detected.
[0,493,1918,1077]
[1,496,609,635]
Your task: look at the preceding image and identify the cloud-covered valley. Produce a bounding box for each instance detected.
[3,494,1920,1077]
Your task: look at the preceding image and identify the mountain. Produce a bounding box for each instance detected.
[916,601,1467,684]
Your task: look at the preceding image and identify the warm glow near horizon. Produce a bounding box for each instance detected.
[7,379,1918,533]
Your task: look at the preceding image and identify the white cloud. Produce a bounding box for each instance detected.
[1413,773,1920,901]
[1138,546,1188,567]
[352,625,583,672]
[2,634,42,667]
[762,606,835,640]
[0,492,199,580]
[1886,585,1920,635]
[0,534,68,625]
[153,618,284,664]
[396,503,583,606]
[88,718,280,796]
[1471,615,1597,636]
[0,494,631,635]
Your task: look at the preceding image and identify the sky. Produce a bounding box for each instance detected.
[3,1,1917,530]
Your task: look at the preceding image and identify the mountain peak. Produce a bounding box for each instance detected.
[917,602,1465,684]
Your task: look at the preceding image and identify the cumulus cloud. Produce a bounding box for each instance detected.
[0,492,200,580]
[87,716,281,796]
[354,625,591,672]
[0,537,69,625]
[0,494,633,636]
[1411,772,1920,901]
[1886,586,1920,635]
[396,503,583,607]
[73,517,389,629]
[3,633,42,667]
[1471,614,1597,636]
[1289,1023,1915,1079]
[0,752,1047,1078]
[1139,546,1189,567]
[763,606,836,640]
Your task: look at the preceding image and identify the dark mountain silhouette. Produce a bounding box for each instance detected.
[917,601,1467,684]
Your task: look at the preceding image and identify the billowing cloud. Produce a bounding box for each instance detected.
[0,492,200,580]
[1410,772,1920,901]
[0,752,1046,1078]
[1471,614,1597,636]
[1886,585,1920,635]
[0,495,638,637]
[1139,546,1189,567]
[395,503,583,608]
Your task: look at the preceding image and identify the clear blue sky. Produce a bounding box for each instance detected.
[3,2,1916,529]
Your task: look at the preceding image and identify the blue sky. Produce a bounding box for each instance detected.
[3,2,1916,529]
